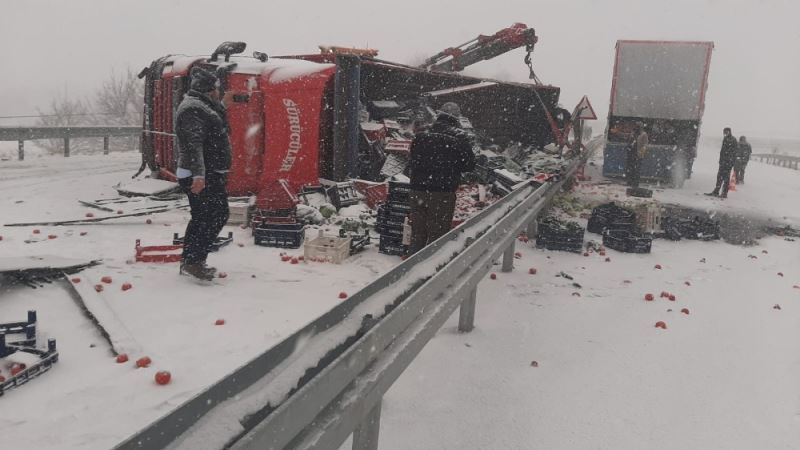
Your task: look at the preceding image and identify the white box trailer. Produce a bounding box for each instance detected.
[603,40,713,186]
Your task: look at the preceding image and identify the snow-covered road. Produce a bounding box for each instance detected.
[373,144,800,449]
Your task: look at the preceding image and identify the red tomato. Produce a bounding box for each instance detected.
[101,276,113,284]
[80,231,88,236]
[146,219,152,224]
[215,319,225,326]
[605,257,611,262]
[654,264,662,270]
[583,252,589,257]
[32,229,40,234]
[136,356,152,368]
[528,268,537,275]
[668,294,676,302]
[777,272,784,277]
[10,364,25,376]
[655,321,667,329]
[94,284,104,293]
[116,210,123,215]
[48,234,57,239]
[645,293,655,301]
[290,257,299,265]
[685,281,692,286]
[490,273,497,280]
[116,354,129,363]
[86,213,94,218]
[217,272,227,279]
[338,292,348,299]
[121,282,133,291]
[681,308,690,315]
[154,370,171,385]
[71,277,81,283]
[281,255,291,262]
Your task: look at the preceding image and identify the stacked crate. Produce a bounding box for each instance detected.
[376,180,411,255]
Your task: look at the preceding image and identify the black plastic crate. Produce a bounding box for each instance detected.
[379,235,407,256]
[587,203,636,234]
[254,223,305,248]
[385,201,411,215]
[535,237,584,253]
[661,217,720,241]
[626,187,653,198]
[388,180,411,195]
[603,229,652,253]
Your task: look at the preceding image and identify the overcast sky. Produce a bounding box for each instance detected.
[2,0,798,139]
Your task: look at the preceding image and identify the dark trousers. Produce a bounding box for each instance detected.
[734,160,748,183]
[712,164,734,196]
[179,173,229,264]
[626,150,640,188]
[408,190,456,255]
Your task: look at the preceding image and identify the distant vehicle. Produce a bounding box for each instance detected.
[603,40,714,187]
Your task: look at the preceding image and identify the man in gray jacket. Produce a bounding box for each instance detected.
[176,66,232,281]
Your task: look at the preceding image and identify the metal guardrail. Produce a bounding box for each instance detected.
[752,153,800,170]
[0,126,141,160]
[116,140,600,450]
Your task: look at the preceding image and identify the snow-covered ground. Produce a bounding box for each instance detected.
[0,153,396,449]
[373,145,800,449]
[1,143,799,450]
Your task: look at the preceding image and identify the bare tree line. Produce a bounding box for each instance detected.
[37,67,143,154]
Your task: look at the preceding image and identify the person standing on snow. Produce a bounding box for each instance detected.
[407,102,476,255]
[706,127,738,199]
[735,135,752,184]
[626,123,648,188]
[175,66,231,281]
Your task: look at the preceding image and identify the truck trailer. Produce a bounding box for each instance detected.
[137,29,564,211]
[603,40,713,187]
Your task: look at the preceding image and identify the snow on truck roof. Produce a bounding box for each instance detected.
[164,55,335,83]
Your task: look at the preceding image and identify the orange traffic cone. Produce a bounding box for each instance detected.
[729,169,737,192]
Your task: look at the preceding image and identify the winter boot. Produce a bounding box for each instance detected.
[180,262,214,281]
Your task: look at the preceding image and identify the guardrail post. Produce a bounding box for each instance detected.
[103,136,110,155]
[458,288,477,333]
[527,220,538,242]
[502,241,515,273]
[352,399,382,450]
[18,140,24,161]
[63,137,70,157]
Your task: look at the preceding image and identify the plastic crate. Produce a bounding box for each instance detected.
[379,235,407,256]
[304,230,351,263]
[603,229,652,253]
[254,222,305,248]
[587,203,636,234]
[536,218,585,253]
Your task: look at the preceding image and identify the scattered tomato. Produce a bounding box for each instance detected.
[217,272,227,279]
[80,231,88,236]
[48,234,57,239]
[668,294,676,302]
[215,319,225,326]
[136,356,152,368]
[116,354,129,363]
[773,304,782,310]
[490,273,497,280]
[654,321,667,329]
[645,293,655,301]
[338,292,348,299]
[94,284,104,293]
[528,268,537,275]
[101,276,113,284]
[85,212,94,218]
[154,370,172,385]
[290,257,299,264]
[121,282,133,291]
[71,277,81,283]
[32,229,40,234]
[681,308,690,315]
[146,219,152,224]
[654,264,662,270]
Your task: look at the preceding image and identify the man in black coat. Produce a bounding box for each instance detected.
[735,136,752,184]
[706,127,738,199]
[407,105,476,254]
[175,66,232,281]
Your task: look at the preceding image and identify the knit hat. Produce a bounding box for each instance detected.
[190,66,219,93]
[439,102,461,117]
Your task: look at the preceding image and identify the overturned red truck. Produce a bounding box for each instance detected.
[137,26,566,212]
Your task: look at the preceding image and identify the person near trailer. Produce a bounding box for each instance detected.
[407,102,476,255]
[625,123,648,188]
[734,135,752,184]
[705,127,738,199]
[175,66,232,281]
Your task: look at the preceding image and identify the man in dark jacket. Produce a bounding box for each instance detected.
[407,106,476,254]
[175,66,232,281]
[735,136,752,184]
[706,127,738,198]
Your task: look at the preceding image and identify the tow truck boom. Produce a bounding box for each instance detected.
[420,23,539,76]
